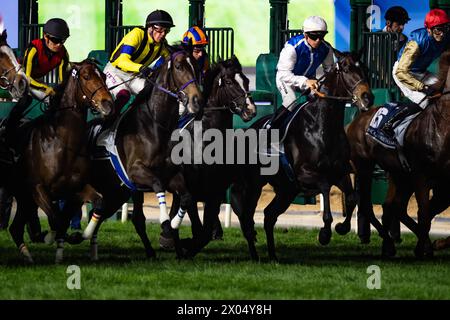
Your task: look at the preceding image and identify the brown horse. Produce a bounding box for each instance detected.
[8,59,113,263]
[0,29,28,100]
[340,50,450,257]
[231,50,374,261]
[78,48,204,260]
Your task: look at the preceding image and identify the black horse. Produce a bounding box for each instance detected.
[8,59,113,263]
[230,50,374,261]
[79,48,203,259]
[155,56,257,256]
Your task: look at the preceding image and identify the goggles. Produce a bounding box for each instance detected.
[432,24,450,35]
[306,32,327,41]
[47,35,65,44]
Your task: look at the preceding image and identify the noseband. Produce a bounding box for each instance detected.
[0,45,23,92]
[146,51,198,103]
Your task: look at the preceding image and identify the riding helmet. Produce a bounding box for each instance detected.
[384,6,410,25]
[425,9,450,29]
[146,10,175,28]
[43,18,70,40]
[303,16,328,33]
[182,26,209,46]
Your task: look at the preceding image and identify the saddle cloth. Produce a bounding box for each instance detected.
[366,102,420,149]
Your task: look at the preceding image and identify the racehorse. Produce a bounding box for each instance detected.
[340,49,450,258]
[157,56,257,256]
[0,29,28,100]
[78,48,203,260]
[230,50,374,261]
[8,59,113,263]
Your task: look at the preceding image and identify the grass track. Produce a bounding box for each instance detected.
[0,220,450,299]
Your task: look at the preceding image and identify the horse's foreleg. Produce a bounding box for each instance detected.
[335,174,357,236]
[166,172,193,259]
[9,198,33,263]
[354,167,375,244]
[414,177,433,258]
[231,177,262,261]
[130,191,156,258]
[318,186,333,246]
[79,184,103,240]
[33,184,58,244]
[264,187,297,261]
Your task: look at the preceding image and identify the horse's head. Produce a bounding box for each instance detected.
[331,49,374,111]
[205,56,257,122]
[165,48,203,114]
[69,59,113,116]
[0,29,29,100]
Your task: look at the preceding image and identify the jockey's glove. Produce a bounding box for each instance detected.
[421,84,440,96]
[139,66,153,78]
[44,87,56,96]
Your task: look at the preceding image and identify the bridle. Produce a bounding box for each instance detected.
[0,45,23,92]
[204,73,252,115]
[315,56,366,104]
[146,51,198,104]
[50,63,108,114]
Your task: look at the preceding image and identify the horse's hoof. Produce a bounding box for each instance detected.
[381,239,396,258]
[335,222,351,235]
[66,232,84,245]
[55,250,64,264]
[359,236,371,244]
[318,228,331,245]
[159,234,175,250]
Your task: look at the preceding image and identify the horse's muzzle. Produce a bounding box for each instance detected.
[99,99,114,117]
[360,92,374,111]
[188,95,203,115]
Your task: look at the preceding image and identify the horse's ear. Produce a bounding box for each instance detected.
[0,29,7,42]
[355,45,365,61]
[333,48,344,59]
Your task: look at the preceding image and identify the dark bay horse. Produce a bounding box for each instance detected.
[80,48,203,260]
[0,29,28,100]
[341,49,450,257]
[157,56,257,256]
[230,50,374,261]
[8,59,113,263]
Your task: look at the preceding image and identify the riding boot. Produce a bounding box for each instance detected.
[265,105,290,130]
[3,94,33,156]
[380,103,422,138]
[265,106,290,154]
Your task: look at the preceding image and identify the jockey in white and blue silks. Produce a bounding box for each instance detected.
[265,16,334,130]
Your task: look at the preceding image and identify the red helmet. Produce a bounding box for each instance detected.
[424,9,450,29]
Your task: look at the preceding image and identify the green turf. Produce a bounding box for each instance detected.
[0,220,449,299]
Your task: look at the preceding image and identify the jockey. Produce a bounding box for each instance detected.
[3,18,70,149]
[381,8,450,137]
[383,6,410,50]
[182,26,210,85]
[102,9,174,126]
[265,16,334,131]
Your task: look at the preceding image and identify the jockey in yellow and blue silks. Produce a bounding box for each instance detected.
[103,9,174,121]
[380,9,450,137]
[182,26,210,84]
[265,16,334,131]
